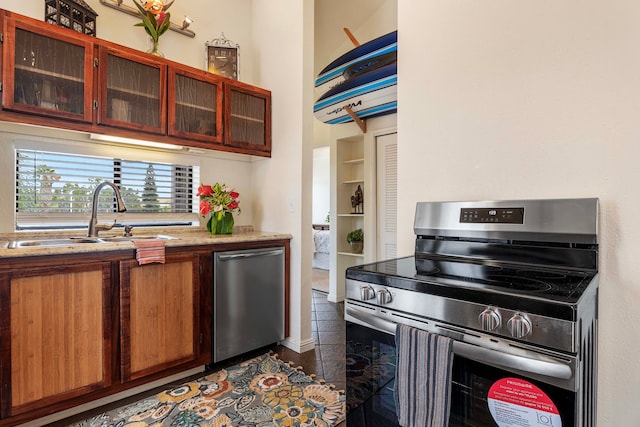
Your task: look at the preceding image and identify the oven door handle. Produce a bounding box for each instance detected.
[346,305,573,381]
[452,341,572,380]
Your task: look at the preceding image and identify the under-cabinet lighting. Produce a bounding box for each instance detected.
[89,133,184,150]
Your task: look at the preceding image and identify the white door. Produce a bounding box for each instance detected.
[376,132,398,260]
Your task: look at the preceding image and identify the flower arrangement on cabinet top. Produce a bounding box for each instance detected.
[197,183,240,235]
[132,0,174,56]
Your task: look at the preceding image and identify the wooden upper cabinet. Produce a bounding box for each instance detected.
[0,9,272,157]
[1,11,94,123]
[97,46,167,135]
[0,263,112,417]
[167,66,223,144]
[224,81,272,154]
[119,253,203,382]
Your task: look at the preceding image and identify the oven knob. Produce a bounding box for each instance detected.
[478,308,501,331]
[360,285,375,301]
[376,289,393,305]
[507,313,532,338]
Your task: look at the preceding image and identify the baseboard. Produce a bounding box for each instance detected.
[280,337,316,353]
[327,292,345,303]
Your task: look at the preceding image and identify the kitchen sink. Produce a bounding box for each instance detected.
[7,235,178,249]
[8,238,102,248]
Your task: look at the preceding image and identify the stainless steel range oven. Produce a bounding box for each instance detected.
[345,198,598,427]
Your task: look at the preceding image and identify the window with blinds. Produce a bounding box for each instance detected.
[15,149,200,230]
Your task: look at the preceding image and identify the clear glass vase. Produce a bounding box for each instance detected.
[147,39,164,57]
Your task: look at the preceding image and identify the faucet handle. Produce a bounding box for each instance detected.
[95,219,116,232]
[123,224,134,237]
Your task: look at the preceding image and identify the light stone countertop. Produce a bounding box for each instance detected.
[0,226,292,258]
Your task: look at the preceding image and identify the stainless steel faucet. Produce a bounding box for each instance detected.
[88,182,127,237]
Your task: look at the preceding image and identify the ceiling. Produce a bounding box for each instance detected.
[313,0,389,75]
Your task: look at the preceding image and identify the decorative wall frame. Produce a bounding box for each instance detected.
[205,33,239,80]
[45,0,98,36]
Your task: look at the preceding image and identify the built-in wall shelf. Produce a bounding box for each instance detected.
[344,158,364,165]
[331,132,373,302]
[337,251,365,258]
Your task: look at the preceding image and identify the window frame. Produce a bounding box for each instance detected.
[13,138,201,232]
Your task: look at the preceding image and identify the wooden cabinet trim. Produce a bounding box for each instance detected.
[167,66,224,144]
[0,272,11,419]
[0,262,113,417]
[223,81,272,153]
[119,253,201,382]
[96,45,168,135]
[1,13,95,123]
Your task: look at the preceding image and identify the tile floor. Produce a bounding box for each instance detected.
[276,290,345,391]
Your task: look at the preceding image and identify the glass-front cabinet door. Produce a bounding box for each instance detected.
[223,82,271,154]
[2,14,94,122]
[168,67,223,143]
[97,46,166,135]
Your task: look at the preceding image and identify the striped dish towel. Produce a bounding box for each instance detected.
[394,324,454,427]
[134,239,166,265]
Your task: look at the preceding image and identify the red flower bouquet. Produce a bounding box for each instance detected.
[197,183,240,235]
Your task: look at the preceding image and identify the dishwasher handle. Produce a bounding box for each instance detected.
[217,249,284,261]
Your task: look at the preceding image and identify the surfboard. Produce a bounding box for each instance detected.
[313,62,397,125]
[315,30,397,95]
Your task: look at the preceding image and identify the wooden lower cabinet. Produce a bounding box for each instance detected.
[0,250,211,425]
[0,240,288,426]
[119,253,208,382]
[0,263,112,418]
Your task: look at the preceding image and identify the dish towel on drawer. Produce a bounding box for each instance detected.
[134,239,166,265]
[394,323,454,427]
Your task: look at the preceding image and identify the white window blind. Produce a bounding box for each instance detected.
[15,149,200,230]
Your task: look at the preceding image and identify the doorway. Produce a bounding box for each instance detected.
[312,146,330,293]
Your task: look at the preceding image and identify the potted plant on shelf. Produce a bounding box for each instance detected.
[347,228,364,254]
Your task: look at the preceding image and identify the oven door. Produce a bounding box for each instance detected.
[346,303,578,427]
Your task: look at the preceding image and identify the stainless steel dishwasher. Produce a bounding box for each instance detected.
[213,246,285,363]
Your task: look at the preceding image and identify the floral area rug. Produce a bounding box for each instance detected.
[72,353,345,427]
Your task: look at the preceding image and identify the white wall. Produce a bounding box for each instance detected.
[398,0,640,425]
[250,0,315,353]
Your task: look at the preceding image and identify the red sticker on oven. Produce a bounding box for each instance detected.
[487,378,561,427]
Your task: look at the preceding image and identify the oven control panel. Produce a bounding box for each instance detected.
[346,279,577,352]
[460,207,524,224]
